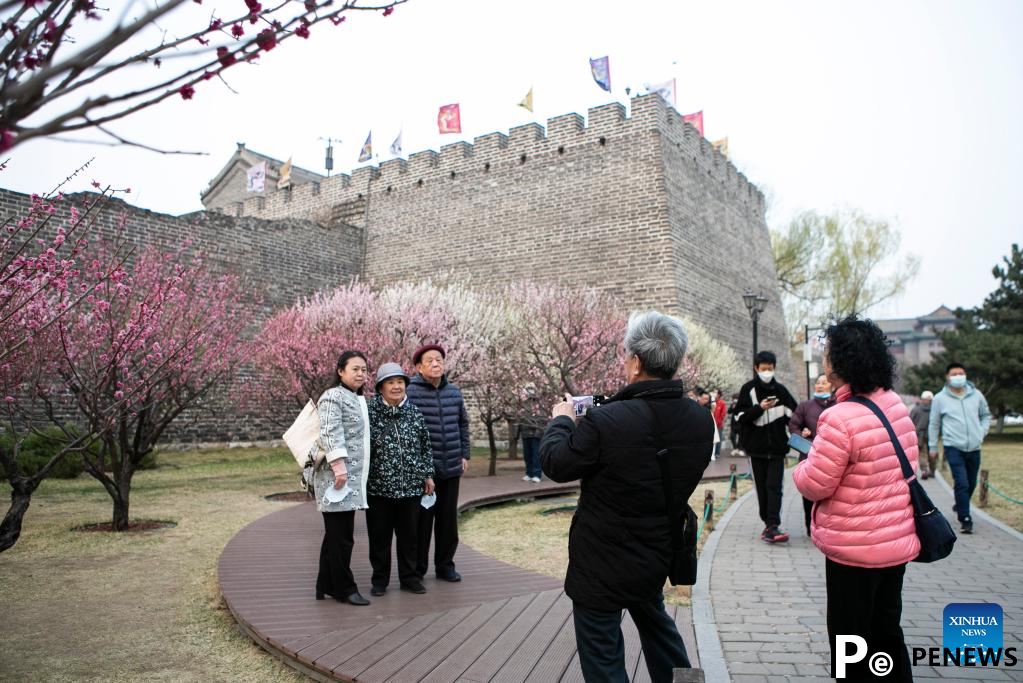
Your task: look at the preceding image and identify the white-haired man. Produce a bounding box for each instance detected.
[909,390,935,479]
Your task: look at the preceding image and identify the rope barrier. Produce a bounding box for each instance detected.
[986,481,1023,505]
[712,473,735,513]
[696,499,712,541]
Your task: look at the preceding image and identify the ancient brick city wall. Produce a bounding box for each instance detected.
[3,94,791,445]
[229,94,791,380]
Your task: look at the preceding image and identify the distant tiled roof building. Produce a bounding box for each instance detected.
[877,305,957,370]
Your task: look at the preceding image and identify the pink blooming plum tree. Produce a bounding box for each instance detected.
[507,282,627,403]
[0,0,407,153]
[0,187,130,551]
[55,244,247,531]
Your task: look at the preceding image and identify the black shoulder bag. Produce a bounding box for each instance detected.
[847,396,956,563]
[646,399,699,586]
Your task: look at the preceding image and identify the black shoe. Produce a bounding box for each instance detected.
[401,581,427,594]
[437,570,462,582]
[342,591,370,606]
[370,585,387,596]
[961,519,973,535]
[315,590,327,601]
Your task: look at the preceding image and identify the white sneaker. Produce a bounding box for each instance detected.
[531,476,541,483]
[522,475,532,481]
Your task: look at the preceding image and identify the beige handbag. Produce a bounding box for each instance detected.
[282,399,322,468]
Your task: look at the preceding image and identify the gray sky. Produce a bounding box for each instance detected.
[5,0,1021,319]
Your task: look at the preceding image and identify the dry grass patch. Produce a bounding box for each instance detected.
[0,446,309,683]
[460,476,752,607]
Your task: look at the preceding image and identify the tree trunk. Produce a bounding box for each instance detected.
[110,465,135,531]
[486,422,498,476]
[506,419,519,461]
[995,415,1005,435]
[0,477,36,553]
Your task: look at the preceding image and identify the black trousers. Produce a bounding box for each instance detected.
[803,496,814,535]
[417,475,460,577]
[316,510,357,598]
[749,455,785,528]
[826,558,913,682]
[572,596,690,683]
[366,495,420,587]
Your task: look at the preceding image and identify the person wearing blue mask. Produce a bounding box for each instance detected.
[788,374,836,535]
[928,363,991,534]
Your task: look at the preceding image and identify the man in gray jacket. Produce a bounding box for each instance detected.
[928,363,991,534]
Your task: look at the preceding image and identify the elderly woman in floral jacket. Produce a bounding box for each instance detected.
[312,350,373,606]
[366,362,435,596]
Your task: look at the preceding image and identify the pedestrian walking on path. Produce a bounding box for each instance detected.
[792,316,918,681]
[928,362,991,535]
[735,350,798,543]
[909,391,935,479]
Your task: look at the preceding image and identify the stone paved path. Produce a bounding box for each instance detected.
[707,466,1023,682]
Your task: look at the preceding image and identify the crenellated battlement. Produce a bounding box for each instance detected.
[233,94,764,220]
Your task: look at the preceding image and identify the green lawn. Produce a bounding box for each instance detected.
[0,446,308,683]
[937,426,1023,532]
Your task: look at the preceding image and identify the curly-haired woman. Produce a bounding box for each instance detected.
[792,317,918,681]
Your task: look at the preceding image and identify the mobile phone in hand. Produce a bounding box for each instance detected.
[788,433,813,455]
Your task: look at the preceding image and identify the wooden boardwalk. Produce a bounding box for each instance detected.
[219,474,700,682]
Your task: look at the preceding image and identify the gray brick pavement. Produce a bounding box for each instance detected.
[705,467,1023,681]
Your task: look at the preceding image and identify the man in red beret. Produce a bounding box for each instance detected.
[405,344,471,582]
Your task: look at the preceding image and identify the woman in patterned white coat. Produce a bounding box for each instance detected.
[312,350,372,606]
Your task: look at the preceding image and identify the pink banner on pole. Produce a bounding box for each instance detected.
[682,110,704,137]
[438,103,461,134]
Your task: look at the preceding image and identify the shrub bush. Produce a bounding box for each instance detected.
[0,426,89,479]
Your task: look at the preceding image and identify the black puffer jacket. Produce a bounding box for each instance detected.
[735,376,798,457]
[405,374,470,480]
[540,379,713,610]
[367,396,434,499]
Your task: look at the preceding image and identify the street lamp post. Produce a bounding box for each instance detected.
[742,289,769,357]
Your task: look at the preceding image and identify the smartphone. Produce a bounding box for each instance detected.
[571,395,595,417]
[765,395,777,402]
[788,433,813,455]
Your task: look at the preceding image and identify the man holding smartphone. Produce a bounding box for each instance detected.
[735,351,799,543]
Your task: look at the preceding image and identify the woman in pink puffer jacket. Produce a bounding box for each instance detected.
[792,317,917,682]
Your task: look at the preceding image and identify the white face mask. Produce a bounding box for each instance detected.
[757,371,775,383]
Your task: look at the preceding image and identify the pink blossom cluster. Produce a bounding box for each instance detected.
[0,193,87,408]
[56,244,247,437]
[248,280,627,426]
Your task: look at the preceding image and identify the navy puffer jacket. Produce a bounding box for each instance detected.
[405,374,470,480]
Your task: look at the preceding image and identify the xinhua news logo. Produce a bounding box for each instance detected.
[832,603,1018,678]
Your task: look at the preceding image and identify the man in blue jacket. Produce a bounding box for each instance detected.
[406,344,471,582]
[928,362,991,534]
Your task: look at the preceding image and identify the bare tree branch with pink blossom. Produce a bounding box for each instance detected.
[1,0,407,153]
